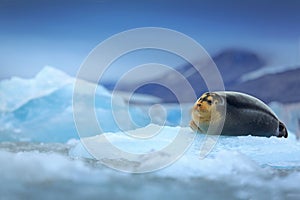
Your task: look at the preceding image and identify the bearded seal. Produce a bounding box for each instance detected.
[190,91,288,138]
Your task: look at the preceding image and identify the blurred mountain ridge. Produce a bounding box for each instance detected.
[103,48,300,104]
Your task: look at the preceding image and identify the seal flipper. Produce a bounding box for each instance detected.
[278,121,288,138]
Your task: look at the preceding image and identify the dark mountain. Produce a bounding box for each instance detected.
[103,48,299,104]
[212,49,265,85]
[229,68,300,103]
[104,49,265,102]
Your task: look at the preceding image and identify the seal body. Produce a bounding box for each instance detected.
[190,91,288,138]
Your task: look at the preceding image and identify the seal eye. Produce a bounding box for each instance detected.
[207,100,212,105]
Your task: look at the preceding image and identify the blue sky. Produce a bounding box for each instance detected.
[1,0,300,81]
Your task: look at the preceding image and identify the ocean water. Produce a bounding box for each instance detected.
[1,67,300,200]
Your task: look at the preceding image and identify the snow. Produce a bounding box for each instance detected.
[1,66,300,199]
[70,124,300,173]
[2,134,300,199]
[240,64,300,82]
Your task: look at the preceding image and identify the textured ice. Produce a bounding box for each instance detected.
[1,66,300,199]
[0,66,151,142]
[0,66,190,142]
[70,124,300,171]
[1,129,300,199]
[69,125,300,199]
[269,102,300,136]
[0,66,73,112]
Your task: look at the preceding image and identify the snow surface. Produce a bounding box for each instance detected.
[240,64,300,82]
[1,66,300,199]
[1,131,300,199]
[70,124,300,172]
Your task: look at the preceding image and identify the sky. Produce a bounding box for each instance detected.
[0,0,300,81]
